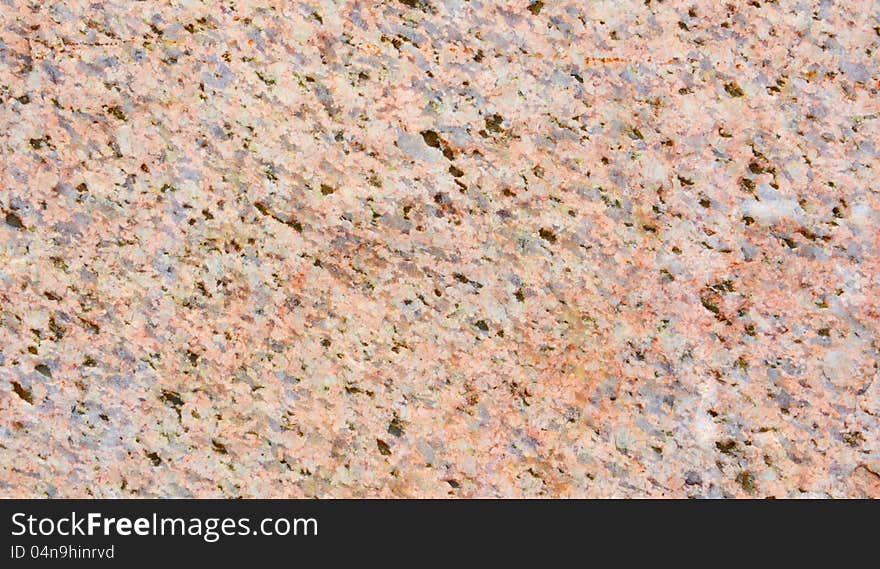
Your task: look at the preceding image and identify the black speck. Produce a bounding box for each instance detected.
[398,0,432,11]
[145,451,162,466]
[420,130,441,148]
[627,126,644,140]
[5,211,25,230]
[255,200,302,232]
[160,389,184,409]
[485,114,504,133]
[539,227,557,243]
[376,438,392,455]
[735,471,756,493]
[211,439,228,454]
[684,471,702,486]
[48,317,65,340]
[107,106,127,121]
[748,161,766,174]
[387,417,404,437]
[35,364,52,378]
[780,235,798,249]
[11,381,33,404]
[701,297,720,315]
[715,439,738,455]
[724,82,745,97]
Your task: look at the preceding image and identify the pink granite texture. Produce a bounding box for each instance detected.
[0,1,878,498]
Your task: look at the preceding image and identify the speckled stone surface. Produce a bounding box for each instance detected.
[1,1,878,498]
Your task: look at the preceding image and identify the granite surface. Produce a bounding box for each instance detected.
[1,1,878,498]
